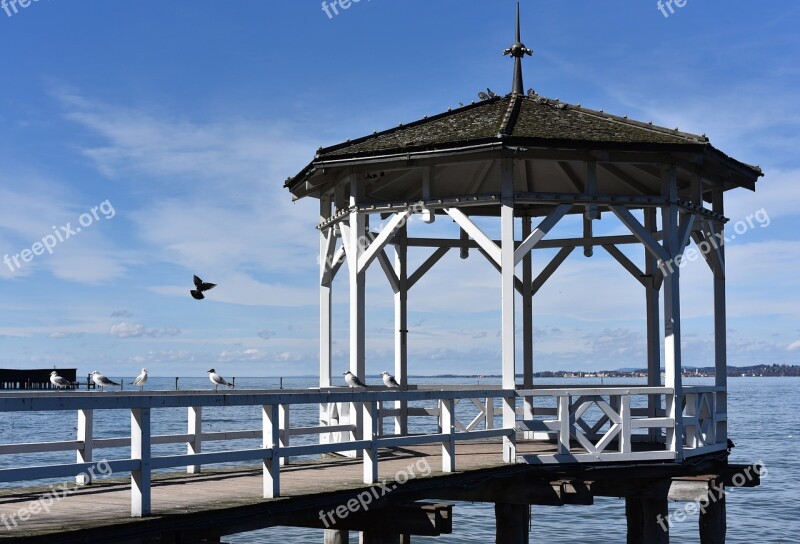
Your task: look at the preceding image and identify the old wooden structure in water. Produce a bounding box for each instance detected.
[0,4,763,543]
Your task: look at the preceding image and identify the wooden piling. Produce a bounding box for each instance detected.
[324,529,349,544]
[625,496,669,544]
[699,490,726,544]
[494,503,529,544]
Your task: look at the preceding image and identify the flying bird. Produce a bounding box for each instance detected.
[208,368,234,391]
[132,368,148,390]
[49,371,71,390]
[381,371,400,388]
[343,371,366,388]
[191,275,217,300]
[91,371,120,391]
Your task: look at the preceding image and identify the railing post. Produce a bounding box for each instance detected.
[684,392,698,449]
[131,408,151,517]
[485,398,494,430]
[262,404,280,498]
[620,395,632,454]
[279,404,290,466]
[441,398,455,473]
[187,406,202,474]
[557,395,571,455]
[363,401,378,484]
[76,409,93,485]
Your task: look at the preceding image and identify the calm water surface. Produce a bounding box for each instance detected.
[1,377,796,543]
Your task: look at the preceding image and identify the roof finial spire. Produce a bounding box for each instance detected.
[502,1,533,95]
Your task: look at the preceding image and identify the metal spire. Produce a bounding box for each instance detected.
[502,2,533,95]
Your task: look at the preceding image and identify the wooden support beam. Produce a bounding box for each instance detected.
[514,203,571,264]
[358,211,410,274]
[661,166,684,460]
[531,247,574,295]
[262,404,280,499]
[293,503,452,537]
[349,178,366,443]
[479,248,525,295]
[376,249,400,294]
[610,206,671,264]
[402,234,645,250]
[699,488,726,544]
[500,158,516,463]
[495,503,530,544]
[325,530,350,544]
[445,207,501,266]
[712,188,728,445]
[522,217,534,431]
[557,161,585,192]
[131,408,151,517]
[321,197,334,389]
[76,409,93,485]
[407,247,449,289]
[644,208,662,442]
[187,406,202,474]
[602,245,648,287]
[467,159,494,193]
[394,227,409,436]
[600,162,652,195]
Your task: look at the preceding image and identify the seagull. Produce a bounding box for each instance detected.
[478,91,490,100]
[91,371,120,391]
[343,371,366,388]
[486,88,498,98]
[208,368,234,391]
[191,275,217,300]
[49,371,71,389]
[381,371,400,388]
[132,368,148,390]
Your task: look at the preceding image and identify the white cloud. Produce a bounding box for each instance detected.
[108,322,181,339]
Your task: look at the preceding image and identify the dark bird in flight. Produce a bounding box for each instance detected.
[191,275,217,300]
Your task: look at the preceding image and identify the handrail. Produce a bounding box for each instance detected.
[0,385,707,518]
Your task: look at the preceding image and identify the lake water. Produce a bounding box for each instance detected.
[0,376,796,543]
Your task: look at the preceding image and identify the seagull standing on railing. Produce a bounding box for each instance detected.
[207,368,234,391]
[343,371,366,388]
[92,371,120,391]
[132,368,148,390]
[49,371,71,390]
[381,371,400,388]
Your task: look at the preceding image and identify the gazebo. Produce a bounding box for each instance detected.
[285,6,762,465]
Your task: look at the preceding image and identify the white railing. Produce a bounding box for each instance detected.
[0,388,513,517]
[516,386,677,463]
[0,385,726,517]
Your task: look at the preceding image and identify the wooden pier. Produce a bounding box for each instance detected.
[0,387,761,543]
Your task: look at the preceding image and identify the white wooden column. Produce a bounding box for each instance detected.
[187,406,202,474]
[521,216,534,434]
[661,166,684,459]
[644,208,662,442]
[262,404,280,498]
[394,225,409,436]
[349,178,366,441]
[712,188,727,444]
[500,158,517,462]
[131,408,151,517]
[76,409,93,485]
[320,195,333,388]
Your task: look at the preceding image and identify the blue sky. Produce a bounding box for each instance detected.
[0,0,798,379]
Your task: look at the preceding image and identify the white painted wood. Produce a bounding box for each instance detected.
[349,178,366,444]
[394,227,409,436]
[500,158,516,464]
[620,395,632,454]
[362,401,378,484]
[531,247,574,295]
[402,234,646,250]
[441,399,456,473]
[76,409,93,485]
[262,404,280,498]
[358,211,410,274]
[514,204,571,264]
[521,217,534,438]
[187,406,202,474]
[712,188,728,445]
[661,166,684,460]
[556,395,571,455]
[320,196,334,389]
[0,440,81,455]
[407,247,449,289]
[610,206,671,263]
[602,245,647,287]
[479,248,525,295]
[644,208,662,443]
[279,404,290,466]
[444,207,501,266]
[130,408,151,517]
[376,249,399,293]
